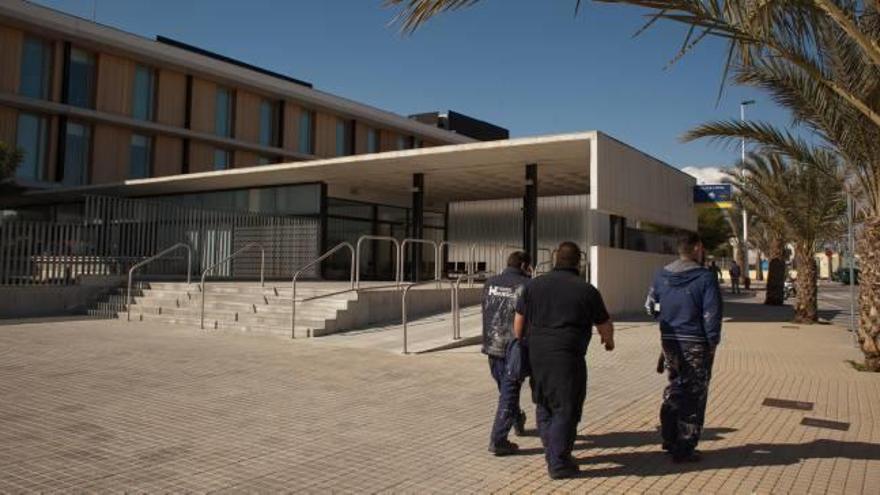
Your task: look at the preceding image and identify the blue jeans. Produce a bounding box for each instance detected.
[489,355,523,446]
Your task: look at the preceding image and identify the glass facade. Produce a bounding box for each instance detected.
[215,87,233,137]
[15,113,48,181]
[367,128,379,153]
[213,149,230,170]
[132,65,156,121]
[19,36,52,100]
[335,119,353,156]
[258,99,278,147]
[62,121,90,186]
[298,110,314,154]
[129,134,152,179]
[152,184,321,216]
[67,47,95,108]
[257,156,274,166]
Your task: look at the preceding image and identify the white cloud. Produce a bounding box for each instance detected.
[682,166,728,185]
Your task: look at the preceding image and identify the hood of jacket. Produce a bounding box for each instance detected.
[661,259,705,287]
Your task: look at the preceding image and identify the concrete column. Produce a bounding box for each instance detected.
[523,164,538,260]
[411,173,424,281]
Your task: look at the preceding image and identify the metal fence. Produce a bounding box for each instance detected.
[0,195,320,286]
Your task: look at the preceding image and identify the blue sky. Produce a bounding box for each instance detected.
[33,0,796,170]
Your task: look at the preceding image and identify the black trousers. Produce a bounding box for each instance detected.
[660,340,716,455]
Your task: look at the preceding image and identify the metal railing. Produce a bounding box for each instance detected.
[355,235,402,289]
[401,279,454,354]
[399,238,439,283]
[291,242,355,339]
[452,270,494,341]
[200,242,265,330]
[126,242,193,322]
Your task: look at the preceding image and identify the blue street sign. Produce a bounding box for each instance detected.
[694,184,733,203]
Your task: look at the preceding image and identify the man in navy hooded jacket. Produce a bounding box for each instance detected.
[646,233,722,463]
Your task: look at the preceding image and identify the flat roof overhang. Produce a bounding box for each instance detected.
[11,132,596,210]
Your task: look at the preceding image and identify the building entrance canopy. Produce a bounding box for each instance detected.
[11,131,695,233]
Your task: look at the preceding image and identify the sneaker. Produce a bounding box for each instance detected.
[514,411,527,436]
[662,441,674,453]
[488,439,519,456]
[548,464,579,480]
[672,449,702,463]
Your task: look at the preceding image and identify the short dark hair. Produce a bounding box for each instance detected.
[554,241,581,269]
[676,232,703,256]
[507,251,531,268]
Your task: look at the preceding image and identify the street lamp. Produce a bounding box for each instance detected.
[740,99,755,285]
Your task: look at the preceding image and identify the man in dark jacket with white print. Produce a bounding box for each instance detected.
[482,251,532,456]
[646,232,722,463]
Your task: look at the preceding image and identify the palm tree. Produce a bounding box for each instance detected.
[383,0,880,370]
[727,153,845,322]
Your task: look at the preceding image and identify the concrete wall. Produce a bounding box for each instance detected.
[592,132,696,232]
[590,245,674,316]
[0,285,106,319]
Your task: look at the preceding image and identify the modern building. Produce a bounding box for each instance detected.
[0,1,697,317]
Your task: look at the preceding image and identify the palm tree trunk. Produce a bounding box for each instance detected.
[793,244,818,323]
[765,237,786,306]
[857,217,880,371]
[756,250,764,281]
[737,241,748,289]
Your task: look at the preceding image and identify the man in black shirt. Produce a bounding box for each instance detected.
[514,242,615,479]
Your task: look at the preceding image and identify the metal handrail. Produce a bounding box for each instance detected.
[533,260,553,277]
[453,270,495,340]
[293,282,402,338]
[199,242,265,330]
[399,238,439,283]
[291,242,355,339]
[436,241,458,280]
[126,242,192,322]
[401,279,454,354]
[355,235,402,289]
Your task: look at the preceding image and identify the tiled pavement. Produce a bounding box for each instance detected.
[0,298,878,493]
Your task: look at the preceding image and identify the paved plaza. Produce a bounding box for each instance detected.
[1,293,878,493]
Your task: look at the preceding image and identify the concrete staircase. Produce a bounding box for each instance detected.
[120,282,355,338]
[113,281,482,339]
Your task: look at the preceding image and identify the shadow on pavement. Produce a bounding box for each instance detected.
[0,315,103,326]
[571,435,880,478]
[577,427,737,449]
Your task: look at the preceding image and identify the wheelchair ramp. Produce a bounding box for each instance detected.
[316,305,484,354]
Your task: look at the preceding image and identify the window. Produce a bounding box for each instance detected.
[19,36,52,99]
[257,155,274,166]
[62,121,91,186]
[215,87,233,137]
[367,128,380,153]
[213,148,230,170]
[397,135,415,150]
[298,110,314,154]
[129,134,152,179]
[132,65,156,121]
[335,118,354,156]
[67,47,95,108]
[258,99,278,147]
[15,113,48,181]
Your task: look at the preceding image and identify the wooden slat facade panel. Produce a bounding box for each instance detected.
[233,150,260,168]
[0,105,16,145]
[91,124,130,184]
[0,26,22,94]
[95,53,134,115]
[282,102,301,151]
[380,129,400,152]
[189,78,216,134]
[355,122,369,155]
[51,41,63,102]
[234,90,260,143]
[189,141,214,173]
[156,69,186,127]
[314,112,337,158]
[153,135,183,177]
